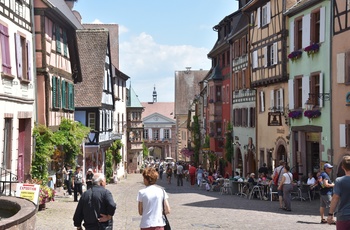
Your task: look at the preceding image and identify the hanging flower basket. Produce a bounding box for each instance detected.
[288,50,303,61]
[288,110,302,119]
[180,148,194,157]
[304,43,320,57]
[304,110,321,119]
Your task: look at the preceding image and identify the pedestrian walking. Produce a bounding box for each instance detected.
[278,165,293,211]
[319,163,335,224]
[159,164,164,180]
[72,165,84,202]
[62,164,72,196]
[272,160,285,209]
[177,162,184,186]
[166,165,172,184]
[73,173,116,230]
[137,167,171,230]
[327,156,350,228]
[86,168,94,190]
[189,163,196,186]
[196,165,204,186]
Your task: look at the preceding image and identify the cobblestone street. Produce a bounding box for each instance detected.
[36,174,336,230]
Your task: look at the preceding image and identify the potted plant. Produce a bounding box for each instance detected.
[287,50,303,61]
[288,110,302,119]
[38,185,55,210]
[304,43,320,57]
[304,110,321,119]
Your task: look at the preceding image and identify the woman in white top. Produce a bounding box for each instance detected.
[307,173,316,187]
[278,165,293,211]
[137,167,171,230]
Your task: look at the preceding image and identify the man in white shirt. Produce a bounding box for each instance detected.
[177,162,184,186]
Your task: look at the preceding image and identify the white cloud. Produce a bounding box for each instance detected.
[118,25,129,34]
[91,19,103,24]
[119,32,211,102]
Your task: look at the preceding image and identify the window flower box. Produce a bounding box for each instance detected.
[209,99,214,103]
[288,110,302,119]
[304,43,320,57]
[304,110,321,119]
[287,50,302,61]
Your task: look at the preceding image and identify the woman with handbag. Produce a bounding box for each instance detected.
[137,167,171,230]
[278,165,293,212]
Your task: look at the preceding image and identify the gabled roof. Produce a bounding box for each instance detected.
[44,0,83,29]
[143,112,176,124]
[284,0,319,16]
[127,86,143,108]
[141,102,175,120]
[75,29,109,108]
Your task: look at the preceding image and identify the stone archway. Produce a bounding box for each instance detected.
[275,137,288,164]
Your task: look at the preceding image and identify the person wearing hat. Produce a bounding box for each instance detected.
[319,163,335,224]
[72,165,84,202]
[86,168,94,190]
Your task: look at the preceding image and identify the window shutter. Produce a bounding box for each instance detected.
[320,7,325,43]
[99,110,103,132]
[257,7,261,28]
[26,40,32,81]
[62,80,66,109]
[15,33,23,79]
[319,72,323,108]
[0,24,11,74]
[260,91,265,112]
[302,75,310,109]
[288,79,294,110]
[337,53,345,83]
[340,124,346,147]
[52,76,56,108]
[270,90,275,110]
[58,78,61,108]
[302,14,311,48]
[290,21,295,52]
[63,30,68,57]
[69,83,74,110]
[273,42,278,65]
[263,46,267,67]
[266,2,271,25]
[279,88,284,110]
[55,25,61,54]
[253,50,258,69]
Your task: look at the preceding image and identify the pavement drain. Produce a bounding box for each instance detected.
[192,223,221,228]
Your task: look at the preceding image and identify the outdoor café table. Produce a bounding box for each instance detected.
[235,181,248,197]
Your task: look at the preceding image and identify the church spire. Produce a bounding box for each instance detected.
[152,85,157,103]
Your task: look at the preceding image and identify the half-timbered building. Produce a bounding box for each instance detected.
[0,0,35,183]
[34,0,82,128]
[74,29,115,174]
[242,0,295,171]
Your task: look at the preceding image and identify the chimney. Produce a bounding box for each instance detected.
[65,0,75,10]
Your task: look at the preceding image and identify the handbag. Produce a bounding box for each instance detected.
[162,190,171,230]
[273,167,284,186]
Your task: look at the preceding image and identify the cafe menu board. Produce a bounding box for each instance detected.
[16,183,40,205]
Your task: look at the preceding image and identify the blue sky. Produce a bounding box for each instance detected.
[73,1,238,102]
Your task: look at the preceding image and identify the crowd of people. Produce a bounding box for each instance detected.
[62,155,350,229]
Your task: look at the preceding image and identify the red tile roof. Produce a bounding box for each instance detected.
[141,102,175,120]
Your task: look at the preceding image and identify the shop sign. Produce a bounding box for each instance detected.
[16,183,40,205]
[268,112,282,126]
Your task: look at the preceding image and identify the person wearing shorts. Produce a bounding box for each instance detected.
[319,163,334,224]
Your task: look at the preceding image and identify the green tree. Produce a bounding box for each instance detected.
[224,123,233,163]
[192,115,200,165]
[54,118,90,167]
[104,140,123,182]
[32,125,56,183]
[142,141,149,159]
